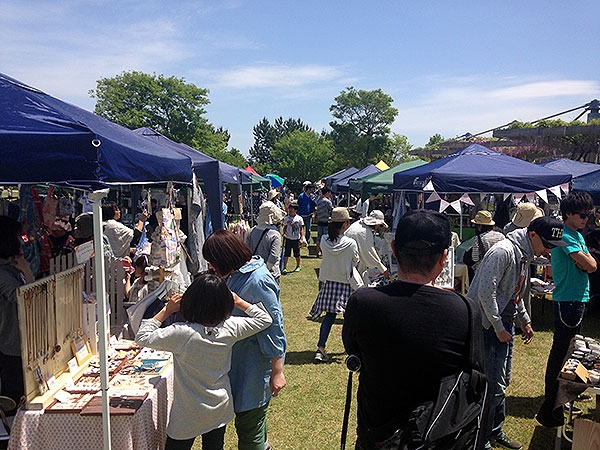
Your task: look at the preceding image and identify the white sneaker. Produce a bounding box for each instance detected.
[314,349,330,363]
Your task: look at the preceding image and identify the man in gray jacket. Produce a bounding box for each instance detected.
[467,216,566,450]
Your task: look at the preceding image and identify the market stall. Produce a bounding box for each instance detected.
[0,72,194,450]
[392,144,572,232]
[331,164,380,194]
[348,159,426,198]
[538,158,600,204]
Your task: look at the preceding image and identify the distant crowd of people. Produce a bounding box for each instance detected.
[3,181,599,450]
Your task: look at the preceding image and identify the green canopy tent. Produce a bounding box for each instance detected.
[349,159,427,197]
[241,173,270,192]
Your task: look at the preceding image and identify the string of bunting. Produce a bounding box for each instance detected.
[424,182,571,214]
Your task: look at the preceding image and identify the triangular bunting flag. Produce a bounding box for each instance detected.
[439,199,450,213]
[526,193,536,202]
[536,189,548,204]
[459,193,474,206]
[560,183,570,196]
[503,193,511,201]
[450,200,462,214]
[423,180,435,191]
[549,185,562,200]
[426,192,441,203]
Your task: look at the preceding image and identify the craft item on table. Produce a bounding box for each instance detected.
[65,375,102,394]
[111,339,141,351]
[138,359,169,375]
[110,375,152,396]
[117,360,143,376]
[137,348,171,360]
[112,348,141,360]
[83,356,126,376]
[46,392,95,413]
[80,395,147,416]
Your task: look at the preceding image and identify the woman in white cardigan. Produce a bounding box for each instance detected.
[136,273,272,450]
[309,207,359,363]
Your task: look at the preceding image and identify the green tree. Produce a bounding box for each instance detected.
[272,130,336,193]
[383,133,414,166]
[90,71,246,167]
[249,117,310,173]
[424,133,445,151]
[329,87,398,167]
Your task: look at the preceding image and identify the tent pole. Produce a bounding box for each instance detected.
[90,189,112,450]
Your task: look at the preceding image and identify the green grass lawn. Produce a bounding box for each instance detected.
[194,248,600,449]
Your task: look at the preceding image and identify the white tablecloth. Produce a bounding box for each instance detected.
[8,366,173,450]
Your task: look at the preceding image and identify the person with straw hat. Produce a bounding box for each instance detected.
[471,210,505,273]
[503,202,544,235]
[309,207,359,363]
[247,201,285,283]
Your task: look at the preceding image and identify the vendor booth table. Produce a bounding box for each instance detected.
[8,366,173,450]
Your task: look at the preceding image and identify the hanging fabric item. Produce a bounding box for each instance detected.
[19,185,43,276]
[42,186,59,228]
[151,208,180,268]
[187,174,208,274]
[134,222,152,262]
[58,192,74,216]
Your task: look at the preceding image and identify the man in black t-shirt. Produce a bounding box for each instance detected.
[343,210,483,449]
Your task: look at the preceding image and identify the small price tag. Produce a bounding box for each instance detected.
[47,375,57,389]
[68,357,78,374]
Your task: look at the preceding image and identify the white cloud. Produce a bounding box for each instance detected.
[212,64,346,89]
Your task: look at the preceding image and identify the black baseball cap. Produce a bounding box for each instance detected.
[395,210,451,255]
[527,216,567,247]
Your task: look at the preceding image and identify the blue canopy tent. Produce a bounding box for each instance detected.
[323,167,359,188]
[538,158,600,204]
[0,73,192,188]
[393,144,571,194]
[392,144,572,233]
[332,164,381,194]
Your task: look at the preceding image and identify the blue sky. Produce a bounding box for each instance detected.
[2,1,599,155]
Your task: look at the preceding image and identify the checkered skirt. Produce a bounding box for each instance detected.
[309,280,353,318]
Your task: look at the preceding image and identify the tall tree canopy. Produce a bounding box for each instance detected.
[329,87,398,168]
[384,133,414,166]
[249,117,310,173]
[90,71,246,167]
[272,130,335,193]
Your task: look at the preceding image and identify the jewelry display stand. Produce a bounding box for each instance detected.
[17,266,91,409]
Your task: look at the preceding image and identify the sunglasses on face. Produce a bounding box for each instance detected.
[540,236,556,250]
[575,212,591,219]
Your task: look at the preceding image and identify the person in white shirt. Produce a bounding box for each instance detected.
[345,210,390,282]
[136,273,272,450]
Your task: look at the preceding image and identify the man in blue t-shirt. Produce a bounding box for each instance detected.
[297,183,316,245]
[537,191,598,428]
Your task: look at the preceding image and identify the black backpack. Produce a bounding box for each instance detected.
[374,295,489,450]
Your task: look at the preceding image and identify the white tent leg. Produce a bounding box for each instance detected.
[90,189,112,450]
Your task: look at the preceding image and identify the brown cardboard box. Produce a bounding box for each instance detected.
[560,360,590,383]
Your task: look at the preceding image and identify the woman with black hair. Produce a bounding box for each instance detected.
[0,215,34,413]
[135,273,272,450]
